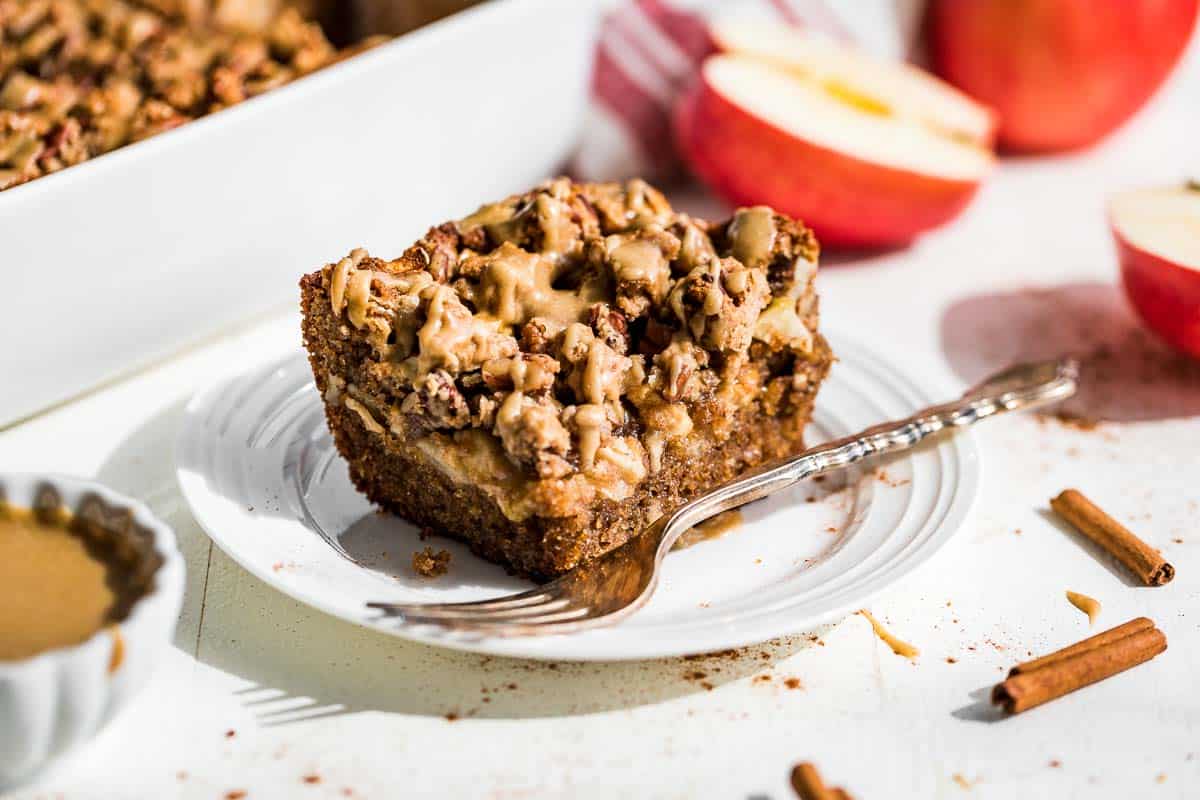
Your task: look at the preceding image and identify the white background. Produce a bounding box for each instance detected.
[3,25,1200,800]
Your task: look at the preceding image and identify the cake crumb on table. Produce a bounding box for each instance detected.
[412,547,451,577]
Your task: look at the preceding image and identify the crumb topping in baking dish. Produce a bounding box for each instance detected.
[0,0,372,191]
[312,178,825,503]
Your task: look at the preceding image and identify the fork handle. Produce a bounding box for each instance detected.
[658,359,1078,546]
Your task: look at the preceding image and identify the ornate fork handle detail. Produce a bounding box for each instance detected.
[656,359,1080,553]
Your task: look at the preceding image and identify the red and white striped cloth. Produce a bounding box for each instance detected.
[572,0,928,181]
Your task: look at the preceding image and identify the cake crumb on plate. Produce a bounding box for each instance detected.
[412,547,451,577]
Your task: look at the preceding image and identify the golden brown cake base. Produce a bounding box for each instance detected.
[314,344,830,579]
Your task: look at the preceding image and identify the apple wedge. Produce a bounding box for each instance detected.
[675,31,995,248]
[1112,183,1200,358]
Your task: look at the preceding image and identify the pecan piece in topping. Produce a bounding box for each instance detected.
[494,395,573,479]
[482,353,560,394]
[671,218,719,274]
[587,303,630,355]
[400,369,470,430]
[584,178,674,233]
[638,317,675,357]
[559,323,632,406]
[668,258,770,354]
[519,316,564,355]
[417,223,462,283]
[653,338,709,403]
[597,226,681,320]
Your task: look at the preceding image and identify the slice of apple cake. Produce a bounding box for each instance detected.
[300,178,831,579]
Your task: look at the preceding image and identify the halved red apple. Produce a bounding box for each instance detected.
[1112,183,1200,358]
[675,26,996,248]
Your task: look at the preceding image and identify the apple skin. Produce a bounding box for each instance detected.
[674,76,986,249]
[929,0,1199,153]
[1116,228,1200,358]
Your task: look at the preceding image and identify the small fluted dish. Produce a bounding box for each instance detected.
[0,473,185,789]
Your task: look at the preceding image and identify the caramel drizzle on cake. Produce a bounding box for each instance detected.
[316,180,820,508]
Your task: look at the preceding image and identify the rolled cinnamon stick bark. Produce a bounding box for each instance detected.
[1050,489,1174,586]
[1009,617,1154,676]
[790,763,835,800]
[992,619,1167,713]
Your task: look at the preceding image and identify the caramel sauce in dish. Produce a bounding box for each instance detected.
[0,504,120,661]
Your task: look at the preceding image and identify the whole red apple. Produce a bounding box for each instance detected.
[929,0,1199,153]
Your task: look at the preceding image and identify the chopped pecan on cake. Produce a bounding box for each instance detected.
[300,178,832,579]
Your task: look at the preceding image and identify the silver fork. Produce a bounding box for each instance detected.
[367,359,1078,637]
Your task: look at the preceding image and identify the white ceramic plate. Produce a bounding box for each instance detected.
[175,332,979,661]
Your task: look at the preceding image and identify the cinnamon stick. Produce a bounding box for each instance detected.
[1009,617,1154,675]
[1050,489,1174,586]
[790,764,834,800]
[992,618,1167,713]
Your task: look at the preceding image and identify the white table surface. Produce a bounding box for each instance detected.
[5,40,1200,800]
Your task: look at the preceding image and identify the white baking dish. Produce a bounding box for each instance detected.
[1,0,600,426]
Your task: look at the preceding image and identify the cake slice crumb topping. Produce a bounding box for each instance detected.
[306,178,825,513]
